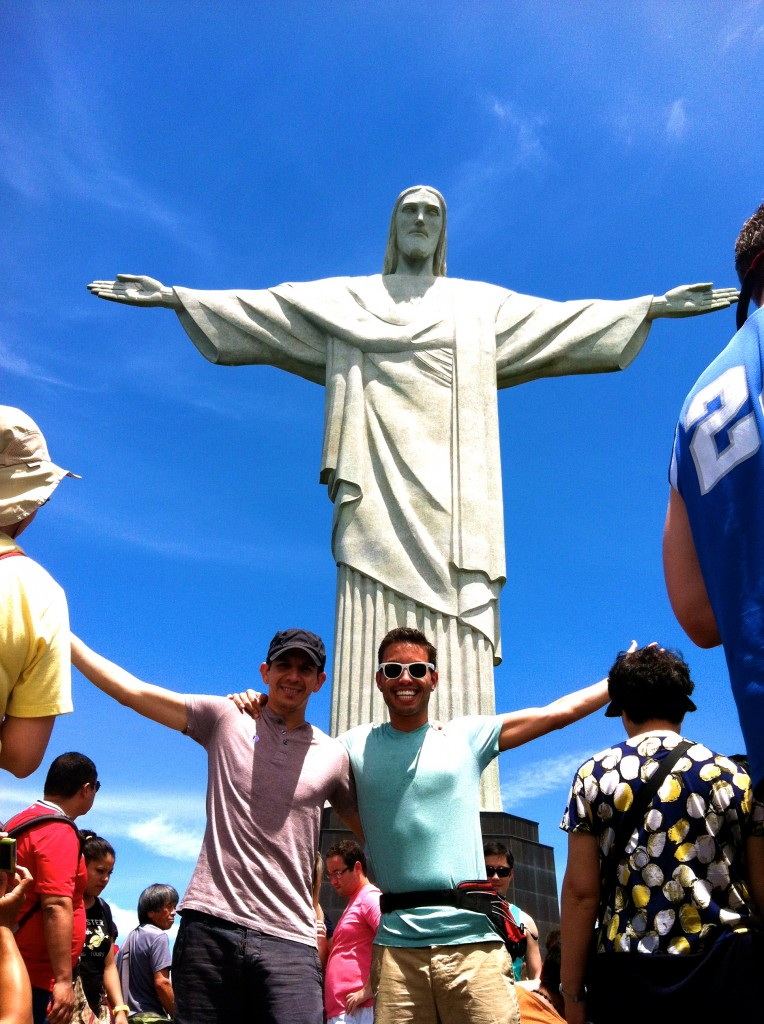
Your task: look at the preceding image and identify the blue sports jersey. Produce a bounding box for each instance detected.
[670,306,764,791]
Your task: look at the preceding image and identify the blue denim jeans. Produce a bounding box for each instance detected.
[172,910,324,1024]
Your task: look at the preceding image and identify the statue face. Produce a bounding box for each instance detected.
[395,188,443,266]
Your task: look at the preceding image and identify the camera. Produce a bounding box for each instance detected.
[0,837,16,873]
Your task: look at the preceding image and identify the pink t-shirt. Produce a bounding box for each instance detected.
[324,883,381,1019]
[181,697,357,946]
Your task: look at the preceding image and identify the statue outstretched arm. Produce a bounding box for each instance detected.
[87,274,180,309]
[647,283,738,320]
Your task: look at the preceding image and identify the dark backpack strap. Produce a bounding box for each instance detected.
[380,889,456,913]
[597,739,693,924]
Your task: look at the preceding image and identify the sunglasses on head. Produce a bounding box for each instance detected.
[485,865,511,878]
[378,661,434,679]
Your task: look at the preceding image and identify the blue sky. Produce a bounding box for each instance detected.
[2,1,763,939]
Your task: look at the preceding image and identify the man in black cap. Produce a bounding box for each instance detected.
[0,406,79,777]
[71,628,360,1024]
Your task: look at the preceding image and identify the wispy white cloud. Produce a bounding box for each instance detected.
[108,900,139,942]
[489,99,547,170]
[126,815,203,862]
[0,14,214,258]
[665,99,687,141]
[0,338,94,389]
[721,4,764,51]
[2,785,206,865]
[56,500,327,569]
[447,96,548,237]
[502,749,589,809]
[609,90,696,149]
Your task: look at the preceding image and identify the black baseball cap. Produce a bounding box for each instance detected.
[266,628,326,671]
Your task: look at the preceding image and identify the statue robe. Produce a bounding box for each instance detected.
[175,274,652,809]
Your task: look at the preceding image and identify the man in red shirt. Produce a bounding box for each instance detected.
[5,752,99,1024]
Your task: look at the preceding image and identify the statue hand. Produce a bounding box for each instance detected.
[227,689,267,718]
[648,283,739,320]
[87,274,179,308]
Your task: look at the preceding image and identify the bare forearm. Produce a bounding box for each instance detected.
[154,974,174,1017]
[42,901,73,984]
[560,881,597,997]
[102,956,126,1012]
[71,635,188,731]
[499,676,609,750]
[544,678,610,731]
[0,928,32,1024]
[525,932,542,980]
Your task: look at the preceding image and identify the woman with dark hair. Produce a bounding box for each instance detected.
[74,832,129,1024]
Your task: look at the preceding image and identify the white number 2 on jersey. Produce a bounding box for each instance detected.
[686,365,762,494]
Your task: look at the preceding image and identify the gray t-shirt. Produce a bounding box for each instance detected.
[180,696,356,945]
[116,924,171,1016]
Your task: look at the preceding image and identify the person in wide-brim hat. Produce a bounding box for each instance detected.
[0,406,79,534]
[0,405,79,780]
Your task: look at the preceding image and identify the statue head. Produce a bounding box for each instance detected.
[383,185,447,276]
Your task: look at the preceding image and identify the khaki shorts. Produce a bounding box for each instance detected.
[371,941,519,1024]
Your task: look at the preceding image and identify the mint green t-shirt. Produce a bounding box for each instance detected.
[340,716,502,947]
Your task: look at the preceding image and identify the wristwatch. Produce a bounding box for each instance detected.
[559,984,587,1003]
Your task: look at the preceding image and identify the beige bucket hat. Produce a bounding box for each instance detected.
[0,406,80,527]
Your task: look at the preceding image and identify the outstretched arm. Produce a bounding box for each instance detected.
[71,635,189,732]
[663,488,721,647]
[647,283,738,320]
[87,274,180,309]
[497,641,637,751]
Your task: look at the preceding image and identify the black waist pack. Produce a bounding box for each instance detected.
[380,880,527,960]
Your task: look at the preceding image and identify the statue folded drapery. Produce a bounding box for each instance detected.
[88,185,737,809]
[173,274,653,806]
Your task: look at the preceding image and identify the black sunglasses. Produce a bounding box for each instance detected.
[485,865,511,878]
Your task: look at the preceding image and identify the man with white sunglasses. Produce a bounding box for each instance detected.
[338,625,619,1024]
[233,625,625,1023]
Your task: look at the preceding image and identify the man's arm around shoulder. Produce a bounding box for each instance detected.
[71,635,189,732]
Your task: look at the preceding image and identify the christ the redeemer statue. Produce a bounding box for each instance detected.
[89,185,736,809]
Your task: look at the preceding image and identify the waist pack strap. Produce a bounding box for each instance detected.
[380,886,501,917]
[380,889,459,914]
